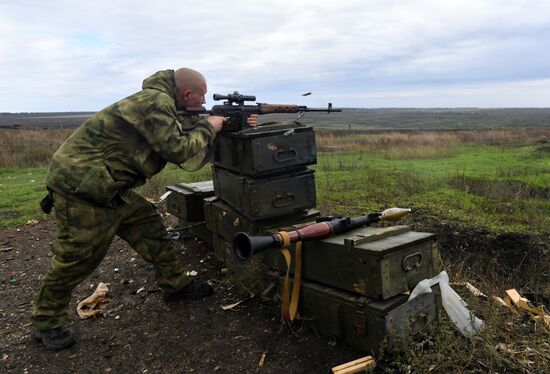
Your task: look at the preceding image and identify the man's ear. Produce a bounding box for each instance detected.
[182,89,191,101]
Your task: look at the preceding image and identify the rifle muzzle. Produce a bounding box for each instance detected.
[233,232,280,261]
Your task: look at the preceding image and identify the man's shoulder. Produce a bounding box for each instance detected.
[142,88,175,105]
[92,90,175,125]
[120,88,177,115]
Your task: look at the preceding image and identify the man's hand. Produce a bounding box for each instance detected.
[206,115,227,133]
[247,114,258,127]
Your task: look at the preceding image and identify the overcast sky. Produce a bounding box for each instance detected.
[1,0,550,111]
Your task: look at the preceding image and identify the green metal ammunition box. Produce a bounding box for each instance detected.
[183,221,213,248]
[211,233,253,267]
[211,234,269,283]
[212,233,231,263]
[289,277,440,355]
[214,123,316,176]
[262,226,439,300]
[212,167,316,221]
[204,197,320,244]
[165,181,215,224]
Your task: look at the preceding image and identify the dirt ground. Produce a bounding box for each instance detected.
[1,211,548,373]
[0,219,361,374]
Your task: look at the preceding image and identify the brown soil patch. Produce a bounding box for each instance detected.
[0,220,358,373]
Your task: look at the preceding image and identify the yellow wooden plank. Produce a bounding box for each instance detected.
[332,356,375,374]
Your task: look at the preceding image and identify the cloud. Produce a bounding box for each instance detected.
[1,0,550,111]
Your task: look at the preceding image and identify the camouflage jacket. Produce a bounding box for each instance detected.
[45,69,215,207]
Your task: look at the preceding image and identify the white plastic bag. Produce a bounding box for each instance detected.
[409,271,484,338]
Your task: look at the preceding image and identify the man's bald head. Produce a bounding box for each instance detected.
[175,68,206,92]
[174,68,207,109]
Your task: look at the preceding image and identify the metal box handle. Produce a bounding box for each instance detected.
[272,193,296,207]
[274,148,297,162]
[409,312,429,335]
[354,310,366,336]
[402,252,423,271]
[170,201,180,213]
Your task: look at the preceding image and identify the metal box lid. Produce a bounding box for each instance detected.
[224,122,311,139]
[321,226,434,257]
[166,180,214,195]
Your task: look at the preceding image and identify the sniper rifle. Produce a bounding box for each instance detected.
[181,91,341,132]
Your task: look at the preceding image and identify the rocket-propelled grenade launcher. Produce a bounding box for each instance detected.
[233,208,412,262]
[181,91,342,132]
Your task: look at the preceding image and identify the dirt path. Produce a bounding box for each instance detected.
[0,220,359,373]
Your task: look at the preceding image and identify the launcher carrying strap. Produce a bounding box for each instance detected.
[278,231,302,321]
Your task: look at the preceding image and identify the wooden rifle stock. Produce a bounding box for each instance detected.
[258,104,300,114]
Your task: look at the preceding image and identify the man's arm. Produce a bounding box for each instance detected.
[136,100,218,164]
[206,115,227,132]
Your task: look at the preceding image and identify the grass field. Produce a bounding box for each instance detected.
[2,127,547,233]
[315,143,549,233]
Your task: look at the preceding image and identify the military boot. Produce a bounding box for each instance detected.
[33,327,75,351]
[163,280,213,302]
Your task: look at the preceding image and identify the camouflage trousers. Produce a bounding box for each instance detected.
[32,190,190,331]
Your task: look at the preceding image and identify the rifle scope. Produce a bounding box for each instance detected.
[213,92,256,102]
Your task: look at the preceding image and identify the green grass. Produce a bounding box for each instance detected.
[1,145,548,233]
[0,164,214,228]
[315,145,549,233]
[0,167,50,227]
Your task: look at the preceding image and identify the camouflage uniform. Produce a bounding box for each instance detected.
[32,70,215,331]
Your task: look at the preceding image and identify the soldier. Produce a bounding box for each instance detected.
[32,68,253,351]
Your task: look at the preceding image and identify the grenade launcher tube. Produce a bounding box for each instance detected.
[233,213,381,262]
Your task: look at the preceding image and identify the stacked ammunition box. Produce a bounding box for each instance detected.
[208,122,320,262]
[165,181,215,246]
[166,121,441,355]
[166,121,321,259]
[261,225,441,354]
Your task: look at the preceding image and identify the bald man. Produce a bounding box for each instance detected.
[32,68,231,351]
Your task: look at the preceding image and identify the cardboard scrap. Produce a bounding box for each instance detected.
[504,289,546,316]
[332,356,376,374]
[258,352,267,368]
[503,288,550,331]
[504,289,522,305]
[534,314,550,330]
[464,282,487,298]
[495,342,513,353]
[0,245,13,252]
[452,281,487,298]
[491,296,515,310]
[77,282,112,319]
[221,294,255,311]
